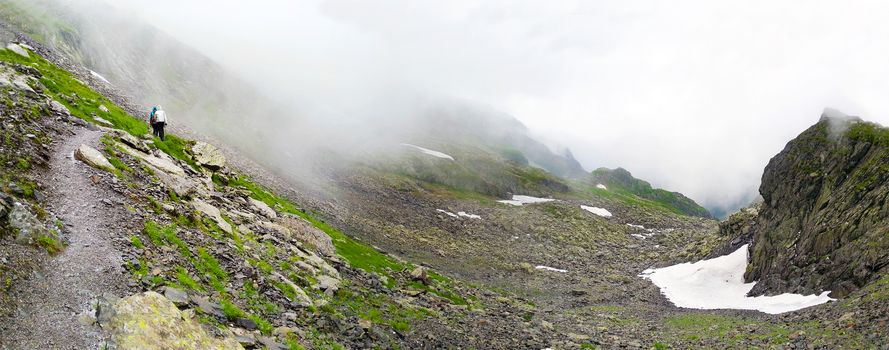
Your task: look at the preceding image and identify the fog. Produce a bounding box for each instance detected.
[77,1,889,213]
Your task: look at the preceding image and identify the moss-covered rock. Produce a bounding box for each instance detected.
[746,114,889,298]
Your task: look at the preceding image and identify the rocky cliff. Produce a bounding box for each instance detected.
[745,114,889,297]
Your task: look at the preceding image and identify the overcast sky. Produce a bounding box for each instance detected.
[112,0,889,213]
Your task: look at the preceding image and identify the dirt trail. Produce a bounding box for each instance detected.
[0,128,129,349]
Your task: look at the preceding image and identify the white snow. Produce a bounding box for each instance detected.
[640,244,834,314]
[581,205,612,217]
[437,209,482,219]
[535,265,567,273]
[497,195,556,206]
[457,211,481,219]
[436,209,458,218]
[631,234,647,239]
[401,143,454,160]
[627,223,645,229]
[90,70,111,84]
[596,183,608,190]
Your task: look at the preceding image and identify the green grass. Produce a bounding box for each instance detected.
[36,232,65,254]
[153,135,198,170]
[229,175,406,275]
[847,121,889,146]
[143,221,165,246]
[196,247,228,281]
[129,235,144,249]
[175,267,203,292]
[0,48,148,135]
[229,174,471,304]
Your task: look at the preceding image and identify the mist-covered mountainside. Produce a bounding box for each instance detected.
[739,115,889,298]
[2,2,889,349]
[589,167,712,218]
[0,0,588,184]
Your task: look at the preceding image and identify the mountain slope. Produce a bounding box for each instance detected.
[2,5,888,349]
[745,115,889,298]
[589,167,713,218]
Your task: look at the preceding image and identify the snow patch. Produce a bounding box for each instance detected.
[436,209,458,218]
[437,209,482,219]
[640,244,834,314]
[535,265,567,273]
[457,211,481,219]
[90,70,111,85]
[581,205,612,217]
[596,183,607,190]
[497,195,556,206]
[627,223,645,229]
[401,143,454,160]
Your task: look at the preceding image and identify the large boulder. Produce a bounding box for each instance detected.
[107,291,243,350]
[153,169,199,199]
[114,141,185,176]
[74,144,114,172]
[191,142,226,170]
[280,214,336,257]
[115,131,150,153]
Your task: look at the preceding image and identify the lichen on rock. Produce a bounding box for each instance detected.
[106,291,243,350]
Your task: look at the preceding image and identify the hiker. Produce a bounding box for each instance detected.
[151,105,167,141]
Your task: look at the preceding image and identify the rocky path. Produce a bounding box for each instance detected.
[0,128,129,349]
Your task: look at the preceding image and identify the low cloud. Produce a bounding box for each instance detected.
[51,0,889,213]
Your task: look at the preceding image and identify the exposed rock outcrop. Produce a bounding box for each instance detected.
[191,141,226,170]
[191,199,232,234]
[279,214,336,256]
[106,292,243,350]
[745,115,889,298]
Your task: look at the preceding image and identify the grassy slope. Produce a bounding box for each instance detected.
[1,46,476,346]
[589,167,712,218]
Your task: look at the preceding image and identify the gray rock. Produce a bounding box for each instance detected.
[234,335,256,347]
[115,131,150,153]
[49,99,70,116]
[96,293,119,326]
[75,144,115,172]
[235,318,257,330]
[94,116,114,127]
[249,198,276,219]
[6,43,29,58]
[0,192,13,219]
[108,292,243,349]
[410,266,430,285]
[191,199,232,234]
[191,141,226,170]
[8,203,47,245]
[280,214,336,256]
[257,337,288,350]
[316,275,340,294]
[163,287,188,305]
[191,296,225,318]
